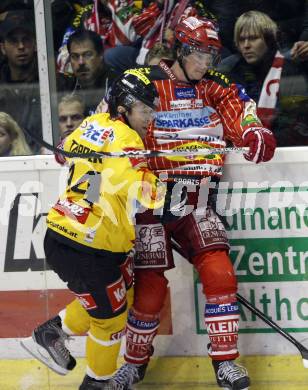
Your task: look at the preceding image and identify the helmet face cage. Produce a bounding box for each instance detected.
[120,93,136,110]
[180,43,221,67]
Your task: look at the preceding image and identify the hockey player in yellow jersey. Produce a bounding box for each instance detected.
[21,69,165,390]
[47,101,163,254]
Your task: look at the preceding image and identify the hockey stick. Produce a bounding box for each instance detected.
[81,146,244,158]
[23,126,245,159]
[236,293,308,367]
[170,239,308,367]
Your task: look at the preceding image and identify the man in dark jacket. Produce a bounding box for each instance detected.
[238,0,308,52]
[57,29,116,116]
[0,9,42,153]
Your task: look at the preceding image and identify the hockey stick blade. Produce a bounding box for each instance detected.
[237,293,308,367]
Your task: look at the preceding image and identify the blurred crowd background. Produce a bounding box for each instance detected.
[0,0,308,157]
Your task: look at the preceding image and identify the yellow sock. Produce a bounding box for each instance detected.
[86,310,127,379]
[61,299,90,335]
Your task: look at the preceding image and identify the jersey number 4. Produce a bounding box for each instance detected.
[67,162,101,204]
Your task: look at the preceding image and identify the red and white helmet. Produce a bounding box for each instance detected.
[175,16,222,55]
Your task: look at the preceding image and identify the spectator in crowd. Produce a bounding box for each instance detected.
[104,0,239,73]
[40,94,86,155]
[0,111,32,157]
[144,42,176,65]
[57,28,116,115]
[104,0,175,71]
[0,9,42,153]
[51,0,91,53]
[203,0,240,56]
[55,0,100,72]
[0,0,33,13]
[218,10,308,146]
[238,0,308,60]
[21,69,166,390]
[55,0,141,66]
[58,94,85,139]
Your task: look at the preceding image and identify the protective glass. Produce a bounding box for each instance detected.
[70,51,96,62]
[59,114,84,123]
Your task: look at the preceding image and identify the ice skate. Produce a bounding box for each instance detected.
[20,315,76,375]
[111,362,148,389]
[212,360,250,390]
[79,374,122,390]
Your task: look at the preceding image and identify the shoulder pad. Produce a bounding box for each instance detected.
[135,64,173,81]
[205,69,231,87]
[148,65,170,81]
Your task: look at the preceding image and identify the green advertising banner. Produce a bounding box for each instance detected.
[195,185,308,334]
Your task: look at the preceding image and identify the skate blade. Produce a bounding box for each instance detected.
[221,388,249,390]
[20,336,69,376]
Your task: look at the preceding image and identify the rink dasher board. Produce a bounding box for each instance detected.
[1,149,308,358]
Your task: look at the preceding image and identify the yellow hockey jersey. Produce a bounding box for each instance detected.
[47,113,165,254]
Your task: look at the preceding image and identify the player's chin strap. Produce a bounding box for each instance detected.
[24,127,245,159]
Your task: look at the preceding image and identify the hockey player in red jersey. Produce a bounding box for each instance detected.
[112,16,276,390]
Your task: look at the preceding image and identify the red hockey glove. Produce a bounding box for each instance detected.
[54,138,67,165]
[242,127,276,163]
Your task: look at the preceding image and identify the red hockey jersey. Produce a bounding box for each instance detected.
[144,62,262,182]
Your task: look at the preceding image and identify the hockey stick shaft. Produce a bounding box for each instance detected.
[66,146,244,159]
[170,239,308,362]
[23,126,245,159]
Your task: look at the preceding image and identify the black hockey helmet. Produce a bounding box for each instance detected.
[108,68,158,118]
